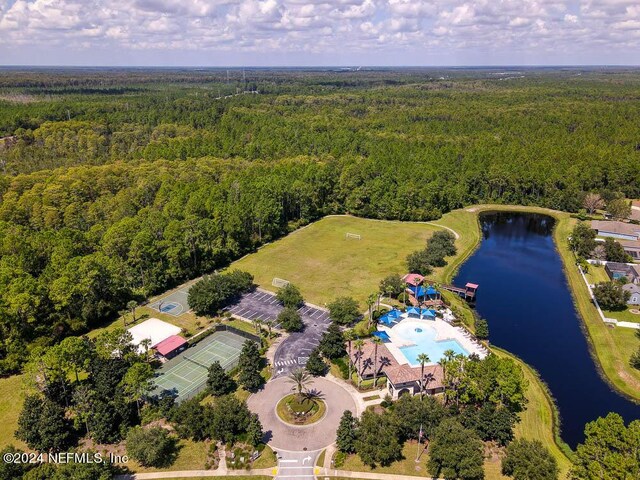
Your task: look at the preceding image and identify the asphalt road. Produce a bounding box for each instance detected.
[247,376,357,452]
[225,289,332,376]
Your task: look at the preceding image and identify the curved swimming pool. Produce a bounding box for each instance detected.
[392,320,469,366]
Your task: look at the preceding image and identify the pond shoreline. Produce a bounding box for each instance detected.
[451,207,640,451]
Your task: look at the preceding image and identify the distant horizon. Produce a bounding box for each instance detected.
[2,64,640,69]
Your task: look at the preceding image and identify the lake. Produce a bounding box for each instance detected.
[454,211,640,448]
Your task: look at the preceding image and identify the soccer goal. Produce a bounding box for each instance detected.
[346,232,362,240]
[272,277,290,288]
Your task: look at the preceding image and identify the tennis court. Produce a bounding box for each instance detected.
[152,329,251,402]
[148,287,191,317]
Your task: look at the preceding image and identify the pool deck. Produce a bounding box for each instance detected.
[378,312,487,366]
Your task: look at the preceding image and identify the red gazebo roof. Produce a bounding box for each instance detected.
[154,335,187,356]
[465,283,479,289]
[402,273,425,286]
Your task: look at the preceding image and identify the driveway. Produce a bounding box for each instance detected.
[247,376,357,452]
[225,289,332,376]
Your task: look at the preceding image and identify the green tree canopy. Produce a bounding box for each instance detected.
[336,409,359,454]
[569,222,596,258]
[319,322,346,359]
[502,439,558,480]
[16,395,72,452]
[276,283,304,308]
[593,281,631,310]
[126,426,177,468]
[571,413,640,480]
[277,306,304,332]
[427,418,485,480]
[354,410,402,467]
[305,347,328,376]
[207,361,236,396]
[328,297,361,326]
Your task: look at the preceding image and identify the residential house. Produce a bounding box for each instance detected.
[624,284,640,305]
[605,262,640,284]
[591,221,640,261]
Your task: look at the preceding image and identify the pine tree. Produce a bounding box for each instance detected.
[336,410,359,453]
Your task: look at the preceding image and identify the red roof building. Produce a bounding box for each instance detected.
[155,335,188,359]
[402,273,425,286]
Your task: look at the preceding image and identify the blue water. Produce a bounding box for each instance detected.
[454,212,640,448]
[394,321,469,365]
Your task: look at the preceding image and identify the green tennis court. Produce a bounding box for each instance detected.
[152,330,250,402]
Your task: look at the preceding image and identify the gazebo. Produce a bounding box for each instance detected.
[403,273,424,286]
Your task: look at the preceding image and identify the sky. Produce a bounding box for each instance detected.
[0,0,639,66]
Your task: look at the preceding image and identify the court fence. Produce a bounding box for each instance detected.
[152,324,260,404]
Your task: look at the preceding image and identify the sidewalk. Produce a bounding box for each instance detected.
[117,468,275,479]
[323,469,435,479]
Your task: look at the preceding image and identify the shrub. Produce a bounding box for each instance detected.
[278,307,303,332]
[126,426,176,468]
[276,283,304,308]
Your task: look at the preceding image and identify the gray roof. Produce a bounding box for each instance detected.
[623,283,640,294]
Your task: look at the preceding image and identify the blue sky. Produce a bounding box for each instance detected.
[1,0,639,66]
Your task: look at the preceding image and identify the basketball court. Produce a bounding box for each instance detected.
[148,287,191,317]
[152,330,249,402]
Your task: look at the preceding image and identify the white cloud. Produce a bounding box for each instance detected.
[0,0,639,64]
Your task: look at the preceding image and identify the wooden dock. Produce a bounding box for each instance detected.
[425,280,478,301]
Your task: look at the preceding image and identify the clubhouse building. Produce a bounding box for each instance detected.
[347,340,444,399]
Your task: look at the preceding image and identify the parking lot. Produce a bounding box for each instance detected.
[224,289,332,376]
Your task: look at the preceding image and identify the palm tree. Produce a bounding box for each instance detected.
[344,330,355,383]
[416,353,431,398]
[127,300,138,323]
[140,338,152,363]
[372,337,383,388]
[354,339,364,388]
[367,293,377,328]
[287,368,313,401]
[265,320,273,338]
[423,372,436,397]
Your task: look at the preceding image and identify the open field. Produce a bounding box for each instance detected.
[0,374,27,449]
[231,215,441,305]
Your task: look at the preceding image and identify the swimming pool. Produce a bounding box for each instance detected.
[392,320,469,365]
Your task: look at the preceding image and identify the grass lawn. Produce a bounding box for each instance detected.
[252,445,277,469]
[156,478,272,480]
[316,448,326,467]
[129,438,211,472]
[603,308,640,323]
[0,374,27,450]
[230,215,442,306]
[276,394,326,425]
[339,440,430,477]
[484,459,509,480]
[584,265,610,285]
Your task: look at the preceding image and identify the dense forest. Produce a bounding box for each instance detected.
[1,67,640,373]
